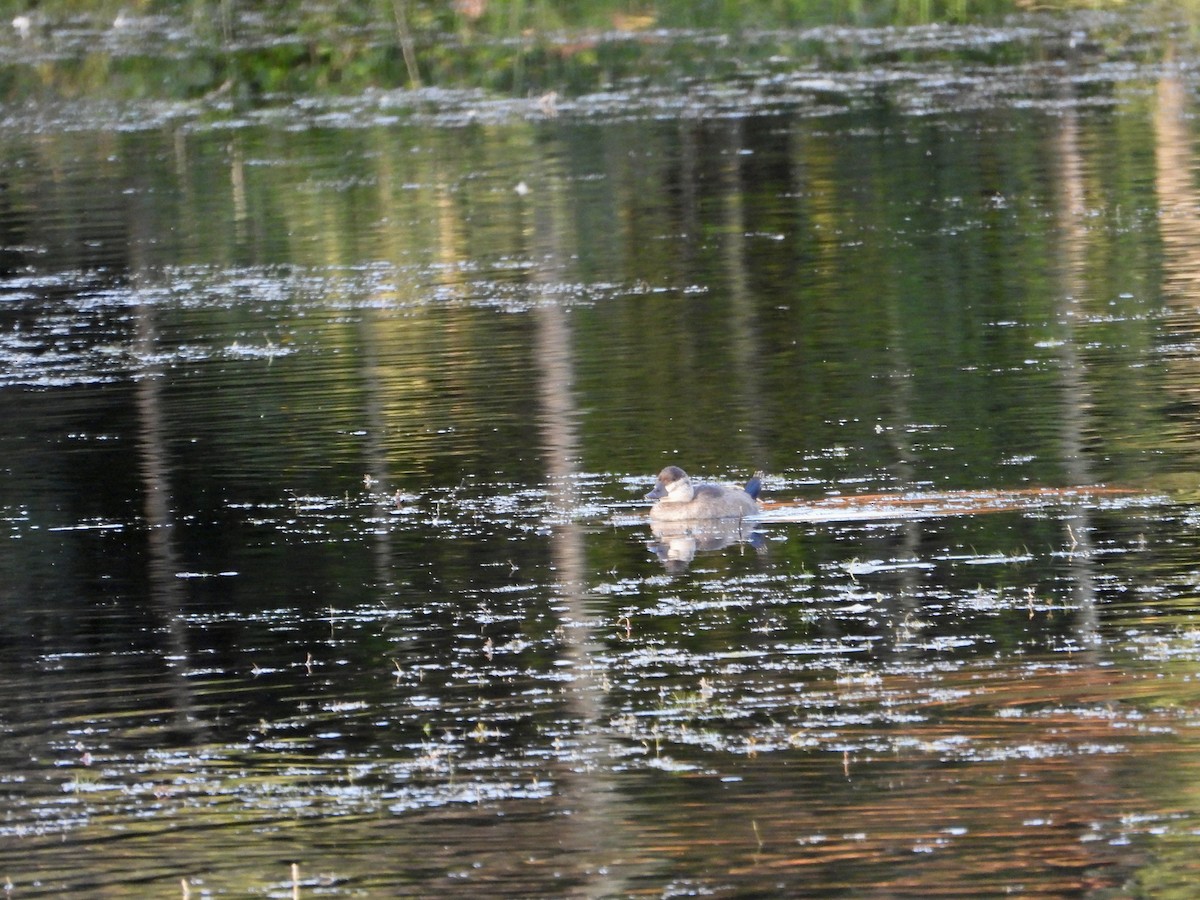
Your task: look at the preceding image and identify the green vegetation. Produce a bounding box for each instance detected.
[0,0,1185,103]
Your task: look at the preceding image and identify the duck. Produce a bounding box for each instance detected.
[645,466,761,522]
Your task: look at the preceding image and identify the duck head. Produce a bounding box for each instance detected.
[645,466,695,504]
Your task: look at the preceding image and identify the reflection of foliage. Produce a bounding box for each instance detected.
[0,0,1024,34]
[0,0,1179,103]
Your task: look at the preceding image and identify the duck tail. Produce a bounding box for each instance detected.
[745,471,764,500]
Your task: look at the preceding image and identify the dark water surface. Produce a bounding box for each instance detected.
[5,7,1200,897]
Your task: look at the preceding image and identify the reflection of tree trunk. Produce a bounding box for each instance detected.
[879,339,924,654]
[1154,63,1200,429]
[1156,66,1200,301]
[1053,105,1099,647]
[716,120,765,469]
[131,152,201,740]
[1039,91,1128,881]
[359,304,394,621]
[134,302,202,738]
[879,233,923,659]
[527,166,631,894]
[678,122,699,275]
[230,135,247,237]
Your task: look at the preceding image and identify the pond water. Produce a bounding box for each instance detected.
[5,4,1200,897]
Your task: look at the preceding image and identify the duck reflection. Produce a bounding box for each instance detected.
[647,518,767,572]
[643,466,766,571]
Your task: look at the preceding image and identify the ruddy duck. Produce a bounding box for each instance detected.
[645,466,761,522]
